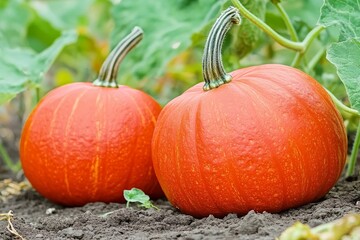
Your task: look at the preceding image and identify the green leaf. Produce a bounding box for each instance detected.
[0,48,37,104]
[282,0,323,27]
[0,31,77,104]
[123,188,158,209]
[30,0,95,30]
[26,12,62,52]
[124,188,150,204]
[34,31,78,78]
[326,38,360,112]
[0,0,33,47]
[320,0,360,112]
[111,0,223,81]
[229,0,267,60]
[319,0,360,41]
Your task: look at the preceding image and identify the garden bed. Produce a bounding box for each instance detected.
[1,178,359,240]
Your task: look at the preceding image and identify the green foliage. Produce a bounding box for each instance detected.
[283,0,323,27]
[123,188,158,209]
[327,39,360,112]
[0,0,33,48]
[30,0,95,30]
[319,0,360,41]
[111,0,224,81]
[0,0,108,105]
[0,31,77,105]
[0,0,357,116]
[229,0,267,60]
[319,0,360,112]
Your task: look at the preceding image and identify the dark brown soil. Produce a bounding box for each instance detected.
[1,178,360,240]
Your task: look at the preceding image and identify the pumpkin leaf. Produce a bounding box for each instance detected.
[319,0,360,112]
[318,0,360,41]
[0,0,33,47]
[326,39,360,112]
[110,0,223,81]
[30,0,95,30]
[0,30,77,104]
[123,188,158,209]
[283,0,323,28]
[229,0,267,60]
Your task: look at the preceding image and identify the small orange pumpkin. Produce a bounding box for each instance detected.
[20,27,163,206]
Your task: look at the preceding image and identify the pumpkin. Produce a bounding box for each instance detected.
[151,7,347,218]
[20,27,163,206]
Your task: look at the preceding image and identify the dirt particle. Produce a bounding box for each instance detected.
[163,215,194,225]
[86,225,93,231]
[45,208,56,215]
[223,213,238,220]
[59,227,84,239]
[230,210,265,235]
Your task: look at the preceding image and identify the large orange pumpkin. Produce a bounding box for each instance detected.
[152,7,347,218]
[20,27,163,206]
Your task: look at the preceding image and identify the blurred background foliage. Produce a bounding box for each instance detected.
[0,0,349,174]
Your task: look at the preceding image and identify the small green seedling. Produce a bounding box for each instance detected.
[123,188,159,210]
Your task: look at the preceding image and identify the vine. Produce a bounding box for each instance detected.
[231,0,360,178]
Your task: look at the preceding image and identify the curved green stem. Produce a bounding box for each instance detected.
[231,0,303,51]
[346,122,360,178]
[302,25,324,48]
[325,89,360,118]
[305,48,326,72]
[93,27,143,88]
[274,2,299,42]
[291,52,303,67]
[231,0,324,54]
[202,6,241,91]
[291,26,325,67]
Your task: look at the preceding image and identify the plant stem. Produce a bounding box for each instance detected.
[93,26,143,88]
[291,52,303,67]
[291,26,325,67]
[325,89,360,118]
[0,211,25,240]
[346,122,360,178]
[36,87,41,103]
[301,25,325,50]
[231,0,303,51]
[0,141,20,173]
[273,2,299,42]
[202,6,241,91]
[305,48,326,72]
[232,0,324,54]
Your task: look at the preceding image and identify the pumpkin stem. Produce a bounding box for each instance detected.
[93,27,143,88]
[202,7,241,91]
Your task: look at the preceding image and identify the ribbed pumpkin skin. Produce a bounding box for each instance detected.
[152,64,347,218]
[20,82,162,206]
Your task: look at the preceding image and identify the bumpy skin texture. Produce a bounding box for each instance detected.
[152,64,347,218]
[20,82,163,206]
